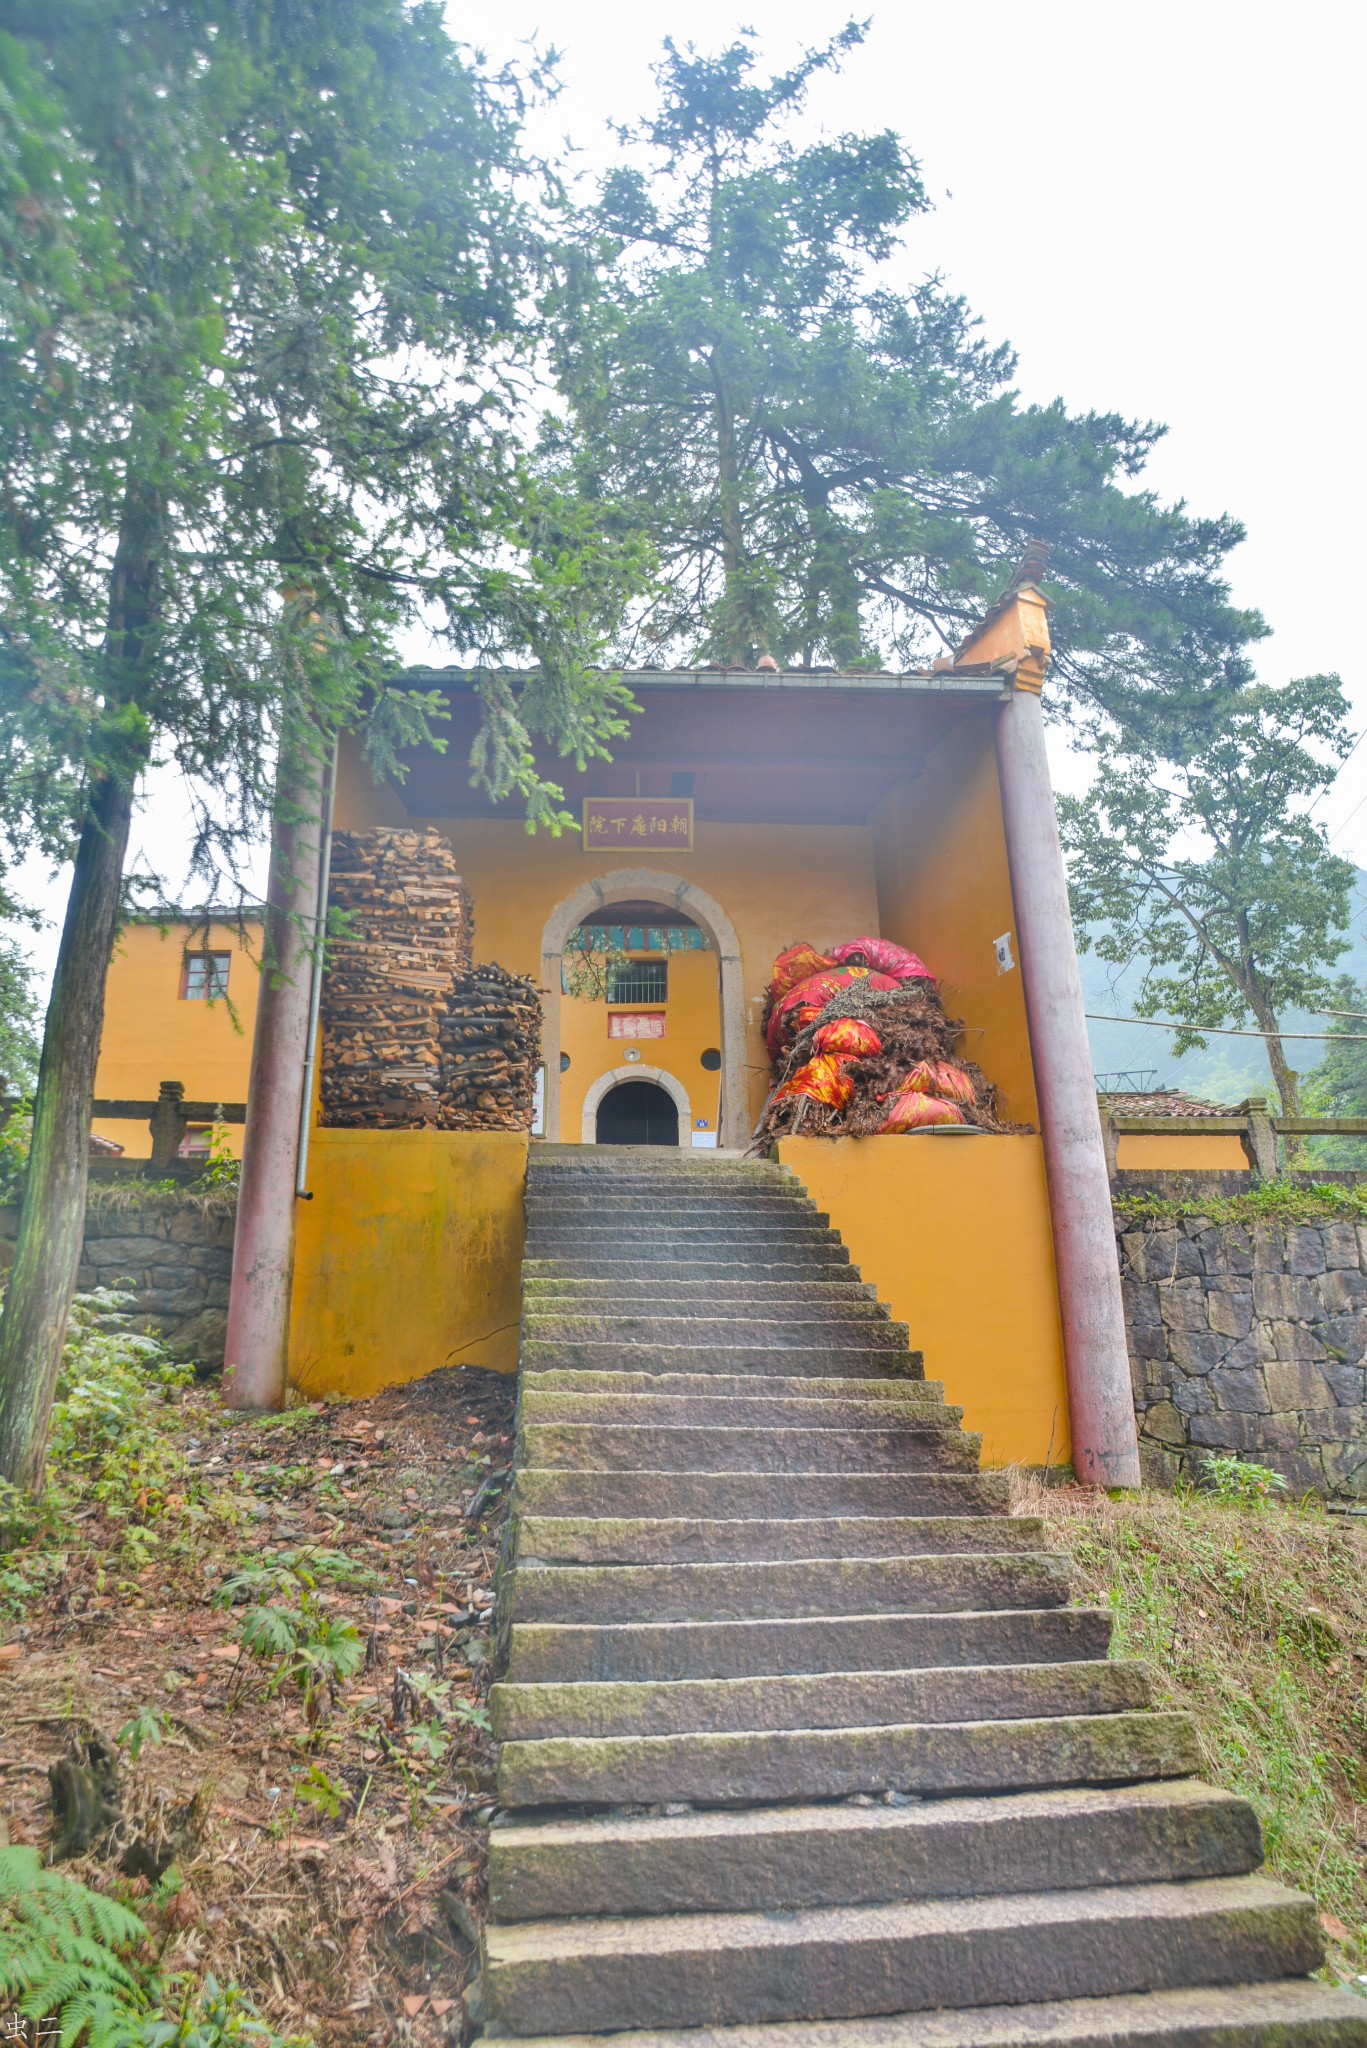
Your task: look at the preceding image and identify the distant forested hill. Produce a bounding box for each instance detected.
[1079,870,1367,1103]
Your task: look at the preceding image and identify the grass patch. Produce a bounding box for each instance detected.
[1114,1178,1367,1227]
[1021,1474,1367,1984]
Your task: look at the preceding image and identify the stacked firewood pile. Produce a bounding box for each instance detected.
[438,964,542,1131]
[753,937,1029,1146]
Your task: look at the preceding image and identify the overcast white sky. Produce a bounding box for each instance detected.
[8,0,1366,994]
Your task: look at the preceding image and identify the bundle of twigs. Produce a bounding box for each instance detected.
[437,965,542,1132]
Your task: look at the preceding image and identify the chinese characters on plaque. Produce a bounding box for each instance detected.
[582,797,693,851]
[608,1012,666,1040]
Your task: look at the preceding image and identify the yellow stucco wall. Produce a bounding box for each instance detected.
[780,1134,1071,1470]
[93,920,262,1158]
[561,947,724,1142]
[287,1129,527,1397]
[870,712,1039,1127]
[1115,1133,1249,1172]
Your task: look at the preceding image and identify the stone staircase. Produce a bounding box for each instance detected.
[476,1149,1367,2045]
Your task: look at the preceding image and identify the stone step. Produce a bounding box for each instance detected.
[522,1282,889,1311]
[526,1216,840,1237]
[519,1393,957,1431]
[483,1872,1308,2038]
[522,1258,862,1283]
[498,1708,1200,1811]
[521,1316,911,1350]
[520,1371,938,1402]
[513,1513,1038,1565]
[521,1344,926,1377]
[505,1553,1070,1625]
[524,1195,822,1215]
[510,1467,1008,1520]
[490,1659,1152,1742]
[519,1421,980,1472]
[503,1605,1115,1683]
[475,1974,1365,2048]
[487,1779,1261,1923]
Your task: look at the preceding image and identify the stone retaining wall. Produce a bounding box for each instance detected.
[0,1187,235,1365]
[1115,1175,1367,1497]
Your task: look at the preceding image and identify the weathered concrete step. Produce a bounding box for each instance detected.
[523,1258,862,1283]
[526,1217,840,1237]
[473,1976,1367,2048]
[521,1371,939,1403]
[512,1513,1035,1565]
[486,1779,1261,1922]
[523,1282,888,1312]
[505,1553,1070,1624]
[522,1346,922,1380]
[511,1467,1007,1520]
[519,1394,957,1432]
[490,1659,1151,1742]
[522,1317,911,1350]
[483,1871,1308,2037]
[504,1605,1114,1683]
[519,1422,979,1472]
[525,1195,823,1216]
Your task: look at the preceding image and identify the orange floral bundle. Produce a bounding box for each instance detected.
[771,1054,857,1111]
[902,1059,976,1106]
[813,1017,883,1059]
[878,1089,967,1133]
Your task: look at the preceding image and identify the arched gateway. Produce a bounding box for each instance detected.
[539,869,746,1149]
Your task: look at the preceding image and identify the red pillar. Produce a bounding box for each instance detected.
[223,734,327,1410]
[995,684,1141,1487]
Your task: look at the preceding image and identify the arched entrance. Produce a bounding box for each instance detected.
[540,869,746,1147]
[581,1064,691,1146]
[596,1079,681,1146]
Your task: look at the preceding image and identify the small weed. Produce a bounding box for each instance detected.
[1203,1454,1289,1505]
[116,1705,172,1763]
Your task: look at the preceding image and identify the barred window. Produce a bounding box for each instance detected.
[182,952,230,1001]
[608,959,667,1005]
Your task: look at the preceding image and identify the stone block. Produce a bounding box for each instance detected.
[169,1208,214,1244]
[1168,1330,1230,1375]
[1118,1232,1150,1278]
[1123,1282,1163,1330]
[1252,1273,1321,1322]
[1171,1378,1215,1418]
[1138,1400,1187,1448]
[1317,1267,1367,1317]
[1129,1322,1170,1362]
[1267,1449,1330,1495]
[1321,1222,1360,1270]
[1264,1359,1335,1412]
[1138,1441,1184,1487]
[1315,1314,1367,1366]
[1269,1320,1328,1362]
[1320,1361,1367,1406]
[1210,1368,1271,1415]
[1134,1228,1179,1282]
[148,1284,207,1316]
[203,1279,231,1309]
[1220,1227,1254,1276]
[1320,1440,1367,1493]
[1285,1227,1327,1275]
[1158,1278,1208,1332]
[1209,1326,1276,1371]
[1297,1406,1362,1443]
[150,1263,204,1294]
[1206,1285,1253,1340]
[1188,1410,1301,1453]
[1250,1223,1286,1272]
[86,1236,158,1270]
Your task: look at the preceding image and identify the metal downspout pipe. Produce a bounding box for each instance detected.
[295,731,339,1199]
[995,684,1141,1487]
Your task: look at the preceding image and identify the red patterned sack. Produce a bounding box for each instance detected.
[768,943,837,1005]
[831,937,933,982]
[813,1018,883,1059]
[766,966,900,1057]
[772,1054,856,1110]
[902,1059,975,1105]
[878,1090,967,1133]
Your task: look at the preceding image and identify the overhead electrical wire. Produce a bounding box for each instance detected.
[1085,1012,1367,1043]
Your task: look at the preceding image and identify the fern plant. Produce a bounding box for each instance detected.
[0,1844,150,2047]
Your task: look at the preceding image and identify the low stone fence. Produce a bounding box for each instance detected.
[1115,1172,1367,1497]
[0,1185,236,1366]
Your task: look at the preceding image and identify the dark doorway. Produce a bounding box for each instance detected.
[596,1080,679,1147]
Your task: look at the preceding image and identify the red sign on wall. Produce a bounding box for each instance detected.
[583,798,693,851]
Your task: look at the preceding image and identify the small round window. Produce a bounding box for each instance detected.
[559,1052,572,1072]
[700,1047,722,1072]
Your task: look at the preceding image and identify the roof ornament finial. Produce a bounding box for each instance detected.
[1003,538,1049,596]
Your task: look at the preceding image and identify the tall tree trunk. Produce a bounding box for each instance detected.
[0,770,135,1487]
[712,370,747,664]
[1245,987,1301,1167]
[0,481,159,1489]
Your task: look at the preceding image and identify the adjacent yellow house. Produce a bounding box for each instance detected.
[93,914,263,1158]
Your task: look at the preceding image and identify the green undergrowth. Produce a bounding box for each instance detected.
[1114,1178,1367,1228]
[1024,1475,1367,1985]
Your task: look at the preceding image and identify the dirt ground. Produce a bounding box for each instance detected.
[0,1366,516,2043]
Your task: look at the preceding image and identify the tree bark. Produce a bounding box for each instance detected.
[0,770,135,1488]
[0,479,159,1489]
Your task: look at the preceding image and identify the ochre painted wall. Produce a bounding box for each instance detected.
[93,920,262,1158]
[561,947,723,1141]
[780,1133,1071,1470]
[1115,1133,1249,1172]
[287,1129,527,1398]
[870,712,1038,1127]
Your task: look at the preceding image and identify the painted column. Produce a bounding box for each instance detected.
[223,727,328,1410]
[995,677,1140,1487]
